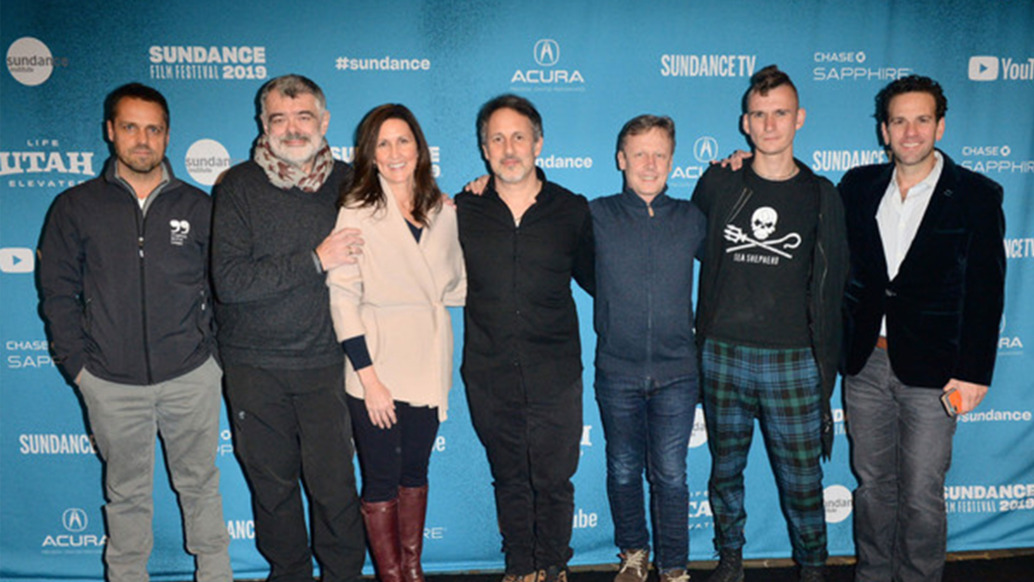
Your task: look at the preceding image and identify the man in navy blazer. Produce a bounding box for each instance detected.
[839,75,1005,582]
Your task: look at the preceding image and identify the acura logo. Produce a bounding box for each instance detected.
[62,508,88,532]
[693,136,719,163]
[534,39,560,67]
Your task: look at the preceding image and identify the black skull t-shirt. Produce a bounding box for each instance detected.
[709,165,819,348]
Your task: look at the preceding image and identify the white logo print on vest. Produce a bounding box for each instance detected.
[170,219,190,246]
[723,206,801,259]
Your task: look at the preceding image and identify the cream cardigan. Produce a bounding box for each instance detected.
[327,178,466,421]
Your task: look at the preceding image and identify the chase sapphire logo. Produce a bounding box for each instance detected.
[62,508,87,532]
[534,39,560,67]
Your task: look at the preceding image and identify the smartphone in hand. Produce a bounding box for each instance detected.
[940,388,962,417]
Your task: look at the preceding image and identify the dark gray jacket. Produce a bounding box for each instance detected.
[39,158,215,385]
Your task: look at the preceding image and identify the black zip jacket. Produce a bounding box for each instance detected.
[692,161,848,456]
[39,158,215,385]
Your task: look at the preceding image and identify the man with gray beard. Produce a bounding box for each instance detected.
[211,74,364,582]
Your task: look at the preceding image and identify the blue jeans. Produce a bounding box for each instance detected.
[595,372,697,571]
[845,348,956,582]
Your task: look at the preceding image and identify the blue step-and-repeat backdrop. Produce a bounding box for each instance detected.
[2,1,1032,580]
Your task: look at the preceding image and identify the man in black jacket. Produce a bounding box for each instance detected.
[692,66,848,582]
[455,94,594,582]
[211,75,364,582]
[39,83,231,582]
[840,75,1005,582]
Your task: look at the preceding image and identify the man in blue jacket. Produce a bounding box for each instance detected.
[38,83,231,582]
[590,115,705,582]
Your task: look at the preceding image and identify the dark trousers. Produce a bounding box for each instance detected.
[466,376,582,576]
[845,348,956,582]
[701,339,827,567]
[346,394,440,502]
[224,363,365,582]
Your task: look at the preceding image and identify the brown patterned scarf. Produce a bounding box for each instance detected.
[253,134,334,193]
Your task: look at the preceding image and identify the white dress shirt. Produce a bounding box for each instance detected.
[876,151,944,336]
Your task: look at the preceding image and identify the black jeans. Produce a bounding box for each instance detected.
[346,394,440,502]
[224,363,365,582]
[466,375,583,575]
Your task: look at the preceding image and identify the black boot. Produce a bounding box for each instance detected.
[706,548,744,582]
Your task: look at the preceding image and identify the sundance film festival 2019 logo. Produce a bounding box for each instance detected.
[6,37,68,87]
[946,483,1034,515]
[511,39,584,91]
[148,45,267,80]
[1,138,95,189]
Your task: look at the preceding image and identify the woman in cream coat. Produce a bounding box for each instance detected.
[327,104,465,582]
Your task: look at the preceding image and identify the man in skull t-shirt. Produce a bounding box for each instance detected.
[691,66,848,582]
[707,169,819,348]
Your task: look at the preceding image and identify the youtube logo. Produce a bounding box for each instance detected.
[968,56,999,81]
[0,247,35,273]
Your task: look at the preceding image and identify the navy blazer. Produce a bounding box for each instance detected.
[839,151,1005,388]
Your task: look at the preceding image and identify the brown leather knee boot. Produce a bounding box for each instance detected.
[397,485,428,582]
[361,498,404,582]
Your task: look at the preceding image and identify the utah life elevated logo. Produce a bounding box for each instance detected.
[510,39,584,91]
[1,138,95,189]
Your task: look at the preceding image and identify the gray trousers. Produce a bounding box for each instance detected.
[844,348,956,582]
[78,356,231,582]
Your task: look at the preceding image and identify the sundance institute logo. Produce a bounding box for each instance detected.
[6,37,67,86]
